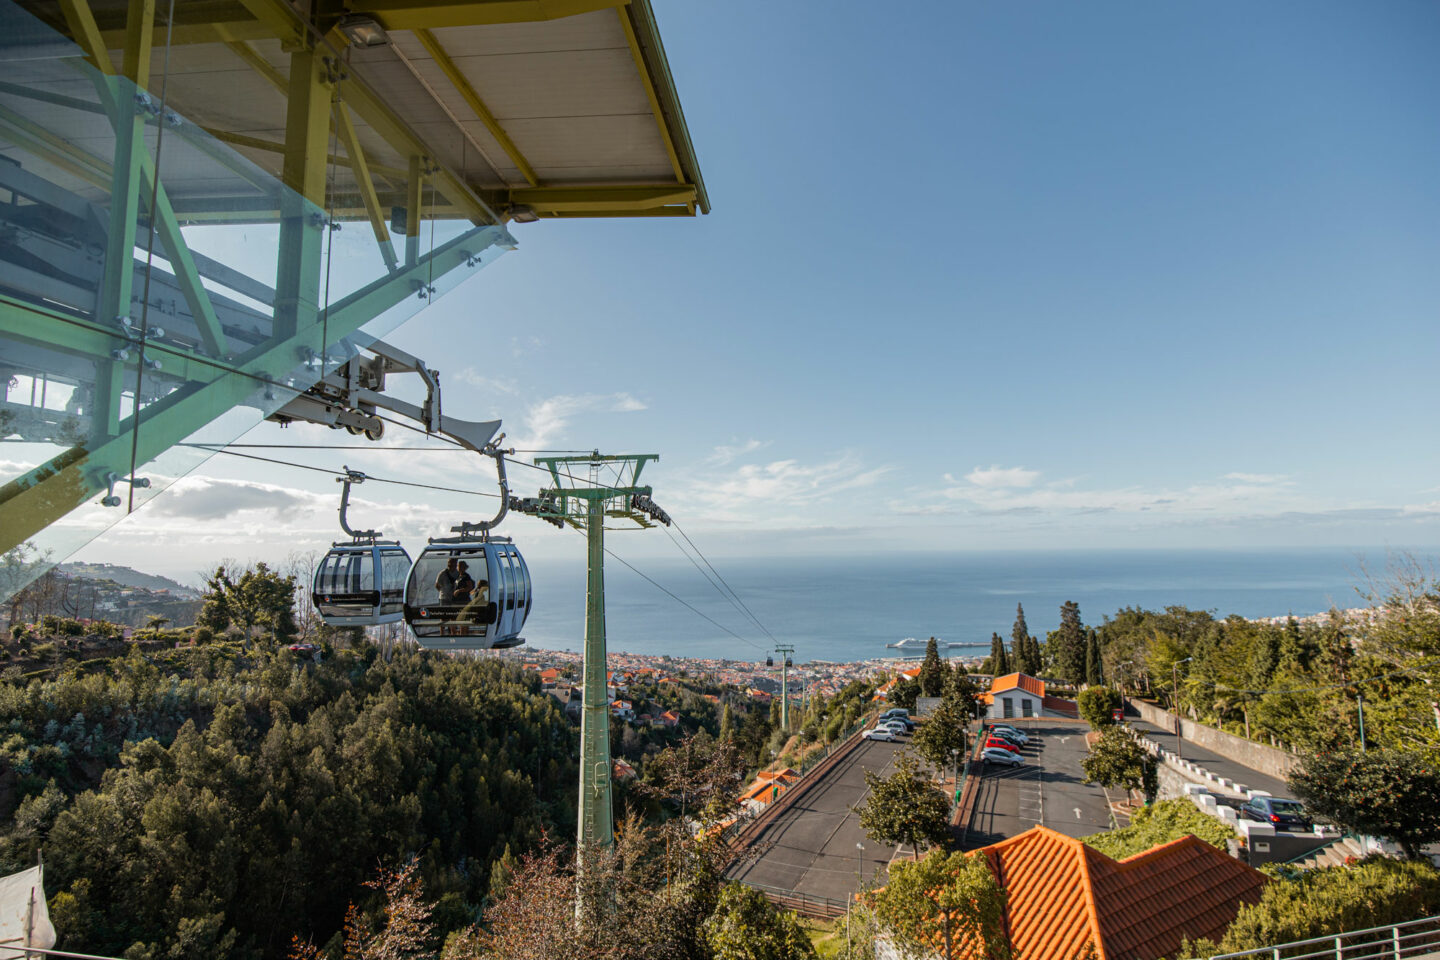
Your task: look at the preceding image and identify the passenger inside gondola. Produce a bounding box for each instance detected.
[455,561,475,603]
[460,578,490,622]
[434,557,460,603]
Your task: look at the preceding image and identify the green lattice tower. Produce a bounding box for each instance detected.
[527,453,662,888]
[774,644,795,731]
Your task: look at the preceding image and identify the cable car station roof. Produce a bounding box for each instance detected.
[15,0,708,222]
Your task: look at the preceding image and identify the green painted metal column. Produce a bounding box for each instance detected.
[274,46,332,340]
[97,0,153,328]
[577,493,612,856]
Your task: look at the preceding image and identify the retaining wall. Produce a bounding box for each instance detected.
[1127,698,1301,781]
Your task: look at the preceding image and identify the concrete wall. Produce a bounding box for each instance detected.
[988,690,1042,720]
[1127,697,1302,781]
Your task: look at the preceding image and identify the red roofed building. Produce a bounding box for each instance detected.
[973,826,1268,960]
[982,673,1077,720]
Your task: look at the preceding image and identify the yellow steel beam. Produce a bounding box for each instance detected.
[405,153,423,265]
[614,5,683,186]
[506,183,695,214]
[347,0,626,31]
[57,0,113,74]
[214,26,287,94]
[233,0,305,47]
[201,128,406,181]
[335,102,399,271]
[413,28,538,186]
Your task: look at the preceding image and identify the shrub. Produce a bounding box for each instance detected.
[1185,858,1440,956]
[1083,798,1234,860]
[1078,686,1122,730]
[192,626,215,645]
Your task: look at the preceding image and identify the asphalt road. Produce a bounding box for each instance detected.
[1128,718,1296,801]
[727,736,904,903]
[963,720,1115,849]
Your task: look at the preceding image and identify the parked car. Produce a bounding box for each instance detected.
[881,708,910,720]
[989,725,1029,745]
[863,727,898,742]
[1240,796,1313,831]
[879,719,909,736]
[888,715,917,731]
[981,747,1024,767]
[983,737,1021,753]
[988,729,1026,747]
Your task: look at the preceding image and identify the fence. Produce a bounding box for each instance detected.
[1199,916,1440,960]
[739,880,852,919]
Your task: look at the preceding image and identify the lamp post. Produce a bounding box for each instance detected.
[1171,657,1193,760]
[849,841,865,953]
[951,747,962,809]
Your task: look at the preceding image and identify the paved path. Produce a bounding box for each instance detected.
[727,736,904,903]
[1129,719,1295,801]
[964,720,1114,849]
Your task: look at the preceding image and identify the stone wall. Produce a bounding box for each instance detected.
[1127,697,1302,781]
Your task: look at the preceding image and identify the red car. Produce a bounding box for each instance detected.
[984,737,1020,753]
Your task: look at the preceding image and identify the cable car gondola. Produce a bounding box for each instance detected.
[402,449,531,650]
[404,537,531,649]
[312,469,412,627]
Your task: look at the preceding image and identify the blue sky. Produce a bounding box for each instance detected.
[63,0,1440,580]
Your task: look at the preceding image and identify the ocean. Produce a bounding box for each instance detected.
[518,547,1401,663]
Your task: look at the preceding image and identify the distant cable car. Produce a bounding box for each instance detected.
[313,469,412,627]
[785,657,793,668]
[404,536,531,649]
[766,655,774,667]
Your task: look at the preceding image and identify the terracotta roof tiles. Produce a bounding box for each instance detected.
[974,826,1267,960]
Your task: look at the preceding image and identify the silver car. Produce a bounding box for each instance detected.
[981,747,1024,767]
[863,727,898,742]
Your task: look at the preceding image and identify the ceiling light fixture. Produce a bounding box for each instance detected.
[338,15,391,47]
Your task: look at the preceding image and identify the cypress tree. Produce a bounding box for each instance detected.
[1011,604,1033,673]
[1055,601,1087,683]
[1085,628,1102,686]
[919,636,946,698]
[990,632,1010,676]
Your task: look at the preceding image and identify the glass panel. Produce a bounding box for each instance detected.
[379,548,409,614]
[0,0,515,603]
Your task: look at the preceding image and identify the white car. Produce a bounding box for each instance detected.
[981,747,1024,767]
[863,727,898,742]
[879,719,909,735]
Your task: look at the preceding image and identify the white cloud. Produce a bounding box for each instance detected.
[964,465,1040,488]
[707,439,767,466]
[674,451,891,521]
[514,392,647,449]
[928,467,1332,519]
[1221,472,1292,485]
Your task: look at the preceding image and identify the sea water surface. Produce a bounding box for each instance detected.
[519,548,1400,663]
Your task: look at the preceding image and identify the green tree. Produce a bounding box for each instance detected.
[1051,602,1086,683]
[919,638,947,698]
[1081,726,1158,803]
[946,666,981,719]
[1076,686,1121,731]
[856,755,951,853]
[988,634,1009,676]
[702,883,817,960]
[890,675,920,712]
[197,563,298,640]
[868,849,1009,960]
[1288,748,1440,859]
[1084,628,1102,686]
[910,698,969,775]
[1010,604,1037,676]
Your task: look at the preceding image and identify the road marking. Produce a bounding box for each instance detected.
[1074,806,1081,820]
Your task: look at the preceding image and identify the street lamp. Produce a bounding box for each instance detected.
[1171,657,1193,760]
[1118,660,1134,718]
[850,841,865,952]
[951,747,962,808]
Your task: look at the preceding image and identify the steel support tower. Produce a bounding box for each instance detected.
[523,453,668,884]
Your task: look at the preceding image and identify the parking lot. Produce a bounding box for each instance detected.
[963,720,1116,848]
[727,735,904,904]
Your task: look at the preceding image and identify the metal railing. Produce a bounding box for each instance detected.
[1200,915,1440,960]
[738,879,852,919]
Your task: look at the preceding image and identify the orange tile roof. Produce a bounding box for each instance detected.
[974,826,1267,960]
[990,673,1045,697]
